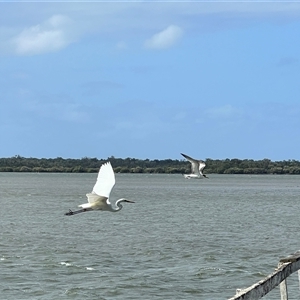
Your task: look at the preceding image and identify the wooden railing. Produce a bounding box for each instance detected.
[228,251,300,300]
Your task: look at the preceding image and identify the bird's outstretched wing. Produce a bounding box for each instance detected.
[92,162,115,198]
[199,162,206,172]
[181,153,207,175]
[181,153,195,162]
[85,193,109,209]
[181,153,200,174]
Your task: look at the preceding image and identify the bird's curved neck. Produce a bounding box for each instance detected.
[112,198,126,212]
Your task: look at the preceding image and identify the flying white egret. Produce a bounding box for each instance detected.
[65,161,134,216]
[181,153,209,179]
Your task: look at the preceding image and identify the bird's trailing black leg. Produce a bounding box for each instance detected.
[64,208,92,216]
[65,209,74,216]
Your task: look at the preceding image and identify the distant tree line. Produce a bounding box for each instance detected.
[0,155,300,174]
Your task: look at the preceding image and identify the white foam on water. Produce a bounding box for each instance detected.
[60,262,72,267]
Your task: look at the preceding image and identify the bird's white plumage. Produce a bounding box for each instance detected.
[181,153,208,179]
[92,161,115,199]
[64,161,134,215]
[81,162,115,209]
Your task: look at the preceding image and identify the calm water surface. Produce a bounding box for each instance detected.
[1,173,300,299]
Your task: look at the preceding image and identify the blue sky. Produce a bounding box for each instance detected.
[1,1,300,161]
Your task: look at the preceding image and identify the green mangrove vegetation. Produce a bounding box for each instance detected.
[0,155,300,174]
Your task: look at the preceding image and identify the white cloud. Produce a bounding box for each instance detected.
[144,25,183,50]
[2,3,300,56]
[11,14,74,55]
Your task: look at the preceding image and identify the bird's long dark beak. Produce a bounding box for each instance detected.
[125,200,135,203]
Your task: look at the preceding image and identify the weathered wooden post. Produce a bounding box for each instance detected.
[279,273,288,300]
[278,251,300,300]
[228,251,300,300]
